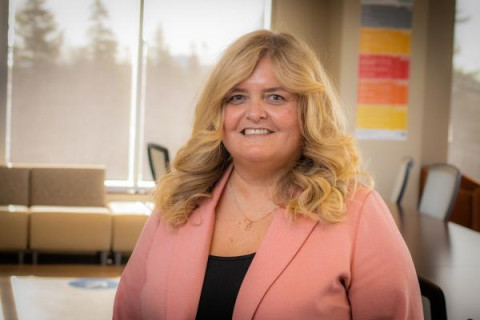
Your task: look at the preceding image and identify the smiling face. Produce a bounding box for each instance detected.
[222,56,303,171]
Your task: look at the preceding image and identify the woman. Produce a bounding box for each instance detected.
[114,30,422,319]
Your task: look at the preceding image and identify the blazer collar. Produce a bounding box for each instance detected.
[164,165,318,320]
[233,209,318,319]
[165,165,233,319]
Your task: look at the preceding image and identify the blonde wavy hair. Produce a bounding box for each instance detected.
[155,30,370,227]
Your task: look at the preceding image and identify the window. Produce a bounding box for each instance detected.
[5,0,270,189]
[449,0,480,180]
[140,0,269,187]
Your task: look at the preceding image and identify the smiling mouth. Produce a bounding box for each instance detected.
[242,128,273,136]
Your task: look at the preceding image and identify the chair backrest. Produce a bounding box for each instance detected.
[390,156,414,204]
[30,166,106,207]
[147,143,170,182]
[419,276,447,320]
[0,166,30,206]
[419,163,461,220]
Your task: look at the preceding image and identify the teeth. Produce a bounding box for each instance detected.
[243,128,271,135]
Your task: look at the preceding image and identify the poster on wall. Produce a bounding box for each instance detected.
[355,0,413,140]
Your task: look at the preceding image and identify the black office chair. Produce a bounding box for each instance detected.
[419,276,447,320]
[147,143,170,182]
[390,156,414,205]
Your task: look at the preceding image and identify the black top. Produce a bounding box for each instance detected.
[195,253,255,320]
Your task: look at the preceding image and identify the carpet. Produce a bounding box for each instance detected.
[10,276,119,320]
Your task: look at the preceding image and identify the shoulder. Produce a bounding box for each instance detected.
[345,183,376,206]
[305,186,392,248]
[342,184,396,230]
[345,184,388,214]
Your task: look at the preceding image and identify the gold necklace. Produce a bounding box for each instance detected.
[228,180,276,231]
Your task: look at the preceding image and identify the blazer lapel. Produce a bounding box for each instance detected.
[233,210,318,320]
[165,166,233,319]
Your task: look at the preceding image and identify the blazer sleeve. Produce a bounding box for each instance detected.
[113,213,160,320]
[348,191,423,319]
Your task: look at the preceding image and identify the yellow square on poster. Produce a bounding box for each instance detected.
[360,28,411,55]
[356,105,407,130]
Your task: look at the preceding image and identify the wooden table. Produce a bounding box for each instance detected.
[388,204,480,320]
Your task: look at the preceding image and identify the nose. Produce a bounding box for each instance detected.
[246,98,267,122]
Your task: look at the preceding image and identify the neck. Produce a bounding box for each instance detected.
[231,161,286,191]
[228,165,279,214]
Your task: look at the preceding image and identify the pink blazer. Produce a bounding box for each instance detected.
[114,167,423,319]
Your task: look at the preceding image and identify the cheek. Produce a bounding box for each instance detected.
[280,108,301,135]
[222,107,241,131]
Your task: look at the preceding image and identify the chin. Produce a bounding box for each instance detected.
[242,154,289,166]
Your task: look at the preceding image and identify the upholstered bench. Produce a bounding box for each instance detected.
[28,166,112,264]
[0,205,29,263]
[0,166,31,263]
[29,206,112,264]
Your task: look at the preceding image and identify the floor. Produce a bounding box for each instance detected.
[0,259,125,320]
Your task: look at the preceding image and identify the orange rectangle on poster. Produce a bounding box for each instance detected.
[356,105,407,130]
[357,80,408,105]
[360,28,411,55]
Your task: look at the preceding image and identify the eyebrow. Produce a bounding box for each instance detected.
[229,86,289,93]
[264,87,288,93]
[229,88,248,93]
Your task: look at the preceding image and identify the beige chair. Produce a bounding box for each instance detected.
[28,167,112,264]
[421,167,480,231]
[0,166,31,263]
[419,163,461,221]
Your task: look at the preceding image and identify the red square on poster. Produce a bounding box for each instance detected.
[359,54,409,80]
